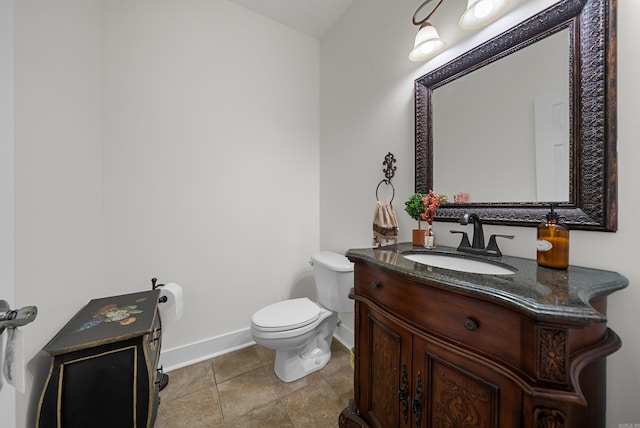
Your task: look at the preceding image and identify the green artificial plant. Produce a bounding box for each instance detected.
[404,193,427,229]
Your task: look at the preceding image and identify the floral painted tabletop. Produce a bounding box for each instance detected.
[44,290,160,355]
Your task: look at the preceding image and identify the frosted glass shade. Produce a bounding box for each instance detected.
[459,0,511,30]
[409,23,446,62]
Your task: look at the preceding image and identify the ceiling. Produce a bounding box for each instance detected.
[227,0,355,38]
[227,0,536,44]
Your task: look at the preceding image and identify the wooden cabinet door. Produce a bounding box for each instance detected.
[357,303,413,428]
[413,336,523,428]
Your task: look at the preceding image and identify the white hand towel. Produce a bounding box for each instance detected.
[0,332,4,391]
[3,327,25,393]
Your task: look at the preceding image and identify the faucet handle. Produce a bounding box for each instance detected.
[486,234,514,257]
[450,230,471,249]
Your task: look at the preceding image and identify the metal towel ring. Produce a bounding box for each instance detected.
[376,179,395,203]
[375,152,397,203]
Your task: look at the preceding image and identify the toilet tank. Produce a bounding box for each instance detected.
[311,252,354,313]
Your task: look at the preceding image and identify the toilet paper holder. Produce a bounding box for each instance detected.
[0,299,38,337]
[151,278,168,303]
[149,278,170,391]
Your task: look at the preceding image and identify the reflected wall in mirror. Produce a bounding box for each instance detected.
[415,0,617,231]
[434,30,570,203]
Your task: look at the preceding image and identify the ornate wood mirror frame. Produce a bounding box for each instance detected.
[415,0,617,231]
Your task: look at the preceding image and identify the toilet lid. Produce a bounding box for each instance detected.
[252,298,320,331]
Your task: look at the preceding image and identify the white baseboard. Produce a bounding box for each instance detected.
[159,328,255,372]
[159,324,355,373]
[333,322,354,350]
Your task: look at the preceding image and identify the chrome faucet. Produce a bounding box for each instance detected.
[450,213,514,257]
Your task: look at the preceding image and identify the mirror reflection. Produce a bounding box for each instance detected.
[433,29,570,203]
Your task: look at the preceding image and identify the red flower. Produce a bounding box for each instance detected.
[97,304,117,314]
[421,190,440,225]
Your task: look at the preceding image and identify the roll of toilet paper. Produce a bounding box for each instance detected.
[159,282,183,330]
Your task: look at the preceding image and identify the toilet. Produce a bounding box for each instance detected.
[250,251,354,383]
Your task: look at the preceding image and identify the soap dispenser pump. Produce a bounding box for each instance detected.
[536,204,569,269]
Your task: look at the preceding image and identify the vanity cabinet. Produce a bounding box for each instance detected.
[360,303,522,428]
[36,290,163,428]
[359,302,523,428]
[339,246,626,428]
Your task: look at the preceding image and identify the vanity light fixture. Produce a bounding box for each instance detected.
[409,0,511,62]
[409,0,446,62]
[459,0,511,30]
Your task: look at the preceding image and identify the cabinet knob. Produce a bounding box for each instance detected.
[463,318,478,331]
[371,282,380,290]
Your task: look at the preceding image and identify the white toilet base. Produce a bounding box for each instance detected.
[272,311,338,383]
[274,347,331,383]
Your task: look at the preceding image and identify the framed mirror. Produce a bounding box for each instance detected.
[415,0,617,231]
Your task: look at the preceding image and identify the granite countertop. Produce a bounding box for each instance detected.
[346,243,628,323]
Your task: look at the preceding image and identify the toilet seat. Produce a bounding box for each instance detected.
[251,298,320,332]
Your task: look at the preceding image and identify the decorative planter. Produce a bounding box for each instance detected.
[412,229,428,246]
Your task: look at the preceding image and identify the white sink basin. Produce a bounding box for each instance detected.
[402,253,516,275]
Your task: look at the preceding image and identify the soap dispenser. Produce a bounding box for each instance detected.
[536,204,569,269]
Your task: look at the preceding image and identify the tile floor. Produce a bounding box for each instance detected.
[155,340,353,427]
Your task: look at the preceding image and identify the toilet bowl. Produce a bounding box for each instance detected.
[250,252,354,383]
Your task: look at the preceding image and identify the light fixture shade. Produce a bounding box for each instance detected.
[459,0,511,30]
[409,23,446,62]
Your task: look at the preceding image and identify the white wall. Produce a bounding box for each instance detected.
[1,0,16,425]
[101,0,320,350]
[12,0,319,426]
[321,0,640,425]
[14,1,104,426]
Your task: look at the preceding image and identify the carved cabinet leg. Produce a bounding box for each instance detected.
[339,400,369,428]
